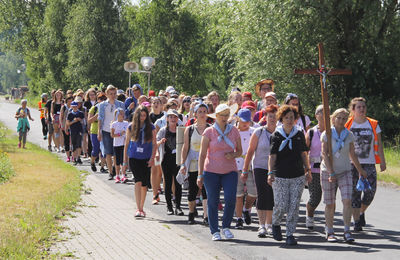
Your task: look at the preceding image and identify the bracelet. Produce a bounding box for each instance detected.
[267,171,275,176]
[180,164,185,168]
[197,175,204,179]
[242,171,249,175]
[329,172,336,177]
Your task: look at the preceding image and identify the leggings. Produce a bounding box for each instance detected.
[18,131,27,145]
[162,154,182,209]
[41,118,48,136]
[351,164,377,208]
[307,172,322,208]
[188,171,207,202]
[87,133,92,156]
[253,168,274,210]
[272,175,305,236]
[62,130,70,152]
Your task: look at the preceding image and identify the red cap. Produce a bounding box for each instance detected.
[148,90,156,97]
[241,100,256,110]
[242,91,252,99]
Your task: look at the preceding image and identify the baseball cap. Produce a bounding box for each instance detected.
[238,109,252,122]
[265,92,277,100]
[242,91,252,99]
[148,90,155,97]
[241,100,256,110]
[71,101,78,107]
[166,86,175,93]
[166,109,179,117]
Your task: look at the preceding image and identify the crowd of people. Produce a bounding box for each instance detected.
[15,78,386,245]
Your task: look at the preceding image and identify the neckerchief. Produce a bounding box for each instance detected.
[276,125,299,151]
[331,127,349,155]
[214,123,235,149]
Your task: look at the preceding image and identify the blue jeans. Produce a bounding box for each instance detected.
[90,134,100,157]
[203,171,238,234]
[102,131,113,155]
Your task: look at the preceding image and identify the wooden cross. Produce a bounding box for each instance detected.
[294,42,352,167]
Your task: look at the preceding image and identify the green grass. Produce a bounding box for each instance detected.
[379,143,400,186]
[0,122,83,259]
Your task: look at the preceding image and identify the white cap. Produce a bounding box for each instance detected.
[166,86,175,93]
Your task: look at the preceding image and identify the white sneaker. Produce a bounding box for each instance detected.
[266,226,273,235]
[258,227,267,238]
[212,232,222,241]
[222,228,234,240]
[306,216,314,230]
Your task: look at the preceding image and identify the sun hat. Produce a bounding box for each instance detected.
[241,100,256,110]
[166,109,179,117]
[255,79,275,95]
[74,96,83,103]
[238,109,252,122]
[207,103,238,119]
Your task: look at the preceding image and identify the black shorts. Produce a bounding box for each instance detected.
[71,132,82,151]
[113,146,124,166]
[129,158,151,187]
[253,168,274,210]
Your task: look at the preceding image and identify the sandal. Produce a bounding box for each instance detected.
[343,231,355,243]
[135,210,141,217]
[326,233,338,242]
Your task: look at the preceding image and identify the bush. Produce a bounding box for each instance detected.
[0,152,14,184]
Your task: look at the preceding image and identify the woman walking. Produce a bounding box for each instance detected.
[15,99,34,148]
[157,109,184,215]
[124,105,156,217]
[321,108,367,242]
[243,104,278,237]
[51,90,64,152]
[180,103,209,224]
[345,97,386,231]
[268,105,311,246]
[198,104,242,241]
[38,93,48,140]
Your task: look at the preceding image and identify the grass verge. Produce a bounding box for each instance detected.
[379,146,400,186]
[0,122,83,259]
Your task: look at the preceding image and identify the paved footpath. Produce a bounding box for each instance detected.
[1,98,400,260]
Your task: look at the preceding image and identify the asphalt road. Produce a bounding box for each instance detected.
[1,98,399,260]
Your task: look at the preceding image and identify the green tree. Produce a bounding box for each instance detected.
[64,0,129,90]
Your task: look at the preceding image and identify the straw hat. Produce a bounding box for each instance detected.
[207,103,238,119]
[255,79,275,96]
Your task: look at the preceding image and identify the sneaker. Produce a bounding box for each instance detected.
[43,135,47,140]
[306,216,314,230]
[115,176,121,183]
[18,143,21,148]
[222,228,234,240]
[359,213,366,227]
[235,218,244,229]
[100,167,108,173]
[203,217,209,226]
[188,212,195,224]
[139,211,146,217]
[212,232,222,241]
[77,158,83,164]
[343,231,355,243]
[91,163,97,172]
[354,221,363,232]
[167,207,174,215]
[243,210,251,225]
[108,174,114,180]
[66,157,71,162]
[73,159,78,166]
[54,147,58,153]
[135,210,141,217]
[175,208,184,216]
[272,225,283,241]
[258,227,267,238]
[121,176,127,183]
[48,145,52,152]
[326,233,338,242]
[266,226,273,235]
[61,148,65,153]
[286,235,298,246]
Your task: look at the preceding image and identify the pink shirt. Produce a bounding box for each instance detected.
[203,126,240,174]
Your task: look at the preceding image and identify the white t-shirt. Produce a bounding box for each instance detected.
[349,120,381,164]
[111,121,129,147]
[235,127,254,171]
[103,103,115,132]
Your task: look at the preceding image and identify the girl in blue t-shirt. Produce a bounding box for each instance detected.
[15,99,34,149]
[123,105,156,218]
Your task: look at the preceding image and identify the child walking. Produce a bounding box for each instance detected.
[66,101,85,165]
[111,108,129,183]
[15,99,34,148]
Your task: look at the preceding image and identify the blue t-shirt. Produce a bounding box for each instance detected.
[67,110,85,134]
[128,123,155,159]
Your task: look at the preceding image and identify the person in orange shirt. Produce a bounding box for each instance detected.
[38,93,48,140]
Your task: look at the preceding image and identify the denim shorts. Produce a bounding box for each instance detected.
[102,131,114,155]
